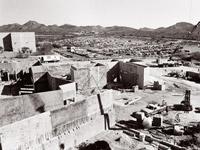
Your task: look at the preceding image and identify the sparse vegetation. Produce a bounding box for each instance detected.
[16,47,32,58]
[32,42,54,55]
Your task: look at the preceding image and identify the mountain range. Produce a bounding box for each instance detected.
[0,21,200,40]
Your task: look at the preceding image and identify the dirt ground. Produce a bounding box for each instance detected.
[85,65,200,150]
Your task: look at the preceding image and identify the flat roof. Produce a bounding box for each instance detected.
[126,61,148,67]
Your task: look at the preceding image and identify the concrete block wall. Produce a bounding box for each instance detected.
[0,90,115,150]
[24,90,64,112]
[0,96,25,127]
[51,100,88,128]
[50,90,115,147]
[50,90,115,149]
[47,107,115,150]
[0,112,52,150]
[0,89,65,127]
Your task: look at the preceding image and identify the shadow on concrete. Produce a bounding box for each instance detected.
[97,93,111,130]
[1,82,21,96]
[28,93,45,113]
[78,140,111,150]
[118,120,143,130]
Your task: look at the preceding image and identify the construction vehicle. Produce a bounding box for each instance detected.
[141,103,167,116]
[173,90,193,111]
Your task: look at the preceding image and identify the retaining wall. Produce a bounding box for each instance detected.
[0,90,115,150]
[0,112,52,150]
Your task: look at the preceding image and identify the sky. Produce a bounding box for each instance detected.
[0,0,200,29]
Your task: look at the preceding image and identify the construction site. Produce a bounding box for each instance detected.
[0,21,200,150]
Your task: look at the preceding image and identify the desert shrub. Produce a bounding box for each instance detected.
[52,43,61,48]
[40,43,53,55]
[21,47,32,53]
[32,43,54,56]
[16,47,32,58]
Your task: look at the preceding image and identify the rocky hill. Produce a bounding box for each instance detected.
[0,20,199,40]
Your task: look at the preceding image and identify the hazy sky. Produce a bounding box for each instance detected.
[0,0,200,28]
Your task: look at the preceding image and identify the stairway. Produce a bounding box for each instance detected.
[19,72,35,95]
[19,84,34,95]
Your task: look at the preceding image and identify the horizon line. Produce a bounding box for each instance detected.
[0,20,198,30]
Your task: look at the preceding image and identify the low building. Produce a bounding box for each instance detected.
[0,32,36,52]
[38,55,61,63]
[156,58,182,67]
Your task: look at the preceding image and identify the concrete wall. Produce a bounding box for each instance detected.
[107,62,120,82]
[0,62,15,73]
[71,61,148,89]
[0,90,115,150]
[143,67,150,87]
[50,90,115,149]
[51,100,88,129]
[59,82,76,101]
[0,32,36,52]
[51,90,114,133]
[0,60,22,76]
[34,72,70,93]
[3,34,12,51]
[0,89,70,127]
[47,74,69,91]
[31,114,111,150]
[71,67,90,90]
[0,112,52,150]
[34,72,49,92]
[89,66,107,88]
[10,32,36,52]
[24,90,64,112]
[0,93,45,127]
[0,96,25,127]
[0,33,9,48]
[47,113,111,150]
[45,63,71,78]
[119,61,148,89]
[71,65,108,90]
[43,61,91,75]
